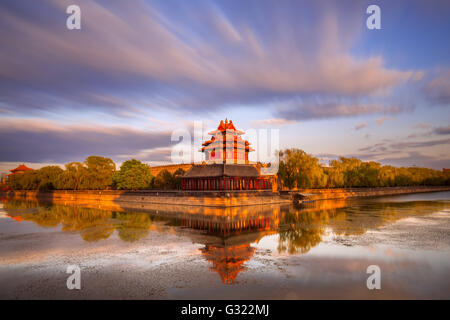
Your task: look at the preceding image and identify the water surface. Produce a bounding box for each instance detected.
[0,192,449,299]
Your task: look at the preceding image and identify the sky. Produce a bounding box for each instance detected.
[0,0,449,174]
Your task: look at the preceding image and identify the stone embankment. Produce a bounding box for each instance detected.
[1,186,449,207]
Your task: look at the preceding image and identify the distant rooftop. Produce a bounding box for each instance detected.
[10,164,33,173]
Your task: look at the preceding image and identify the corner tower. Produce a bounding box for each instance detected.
[201,119,254,164]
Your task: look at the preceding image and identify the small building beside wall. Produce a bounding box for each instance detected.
[5,164,34,181]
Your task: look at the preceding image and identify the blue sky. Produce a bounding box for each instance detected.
[0,0,449,173]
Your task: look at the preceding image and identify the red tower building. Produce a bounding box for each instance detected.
[201,118,254,164]
[181,119,271,191]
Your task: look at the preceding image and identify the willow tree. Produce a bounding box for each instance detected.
[325,159,345,188]
[57,162,86,190]
[153,169,176,190]
[81,156,116,190]
[278,149,327,189]
[113,159,153,190]
[36,166,64,190]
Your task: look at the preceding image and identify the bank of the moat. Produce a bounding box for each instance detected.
[1,186,450,207]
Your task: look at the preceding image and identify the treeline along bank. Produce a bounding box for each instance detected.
[2,149,450,192]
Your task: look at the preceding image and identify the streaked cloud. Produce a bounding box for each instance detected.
[413,123,431,130]
[375,116,394,126]
[360,138,450,153]
[0,118,173,163]
[389,138,450,150]
[374,151,450,169]
[250,118,295,128]
[275,98,408,121]
[354,122,368,131]
[0,0,422,117]
[434,126,450,135]
[315,149,450,170]
[426,69,450,105]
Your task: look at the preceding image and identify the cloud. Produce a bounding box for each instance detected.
[360,137,450,154]
[358,142,388,153]
[0,118,173,163]
[0,0,422,118]
[425,69,450,105]
[116,147,173,164]
[354,136,450,169]
[314,149,449,169]
[210,7,242,43]
[375,116,394,126]
[408,123,434,139]
[327,147,449,170]
[375,151,450,169]
[250,118,295,128]
[413,123,431,130]
[389,138,450,150]
[275,98,409,121]
[354,122,367,130]
[434,126,450,135]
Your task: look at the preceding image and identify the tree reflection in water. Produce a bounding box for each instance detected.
[2,197,448,283]
[113,212,152,242]
[3,200,152,242]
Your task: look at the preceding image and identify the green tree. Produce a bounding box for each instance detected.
[325,160,345,188]
[81,156,116,190]
[113,159,153,190]
[20,171,39,190]
[278,156,297,189]
[6,173,25,190]
[278,149,327,189]
[378,165,397,187]
[339,157,363,187]
[394,168,413,186]
[153,169,175,190]
[115,212,152,242]
[358,161,381,187]
[57,162,87,190]
[36,166,63,190]
[172,168,186,189]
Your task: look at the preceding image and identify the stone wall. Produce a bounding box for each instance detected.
[0,189,291,207]
[1,186,449,207]
[298,186,450,201]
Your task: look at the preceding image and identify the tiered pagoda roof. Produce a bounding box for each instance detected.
[7,164,34,178]
[9,164,33,173]
[201,119,254,153]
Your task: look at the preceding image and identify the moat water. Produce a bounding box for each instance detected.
[0,191,449,299]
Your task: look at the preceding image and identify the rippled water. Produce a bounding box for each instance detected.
[0,191,449,299]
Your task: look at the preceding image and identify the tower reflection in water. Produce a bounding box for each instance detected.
[2,197,447,284]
